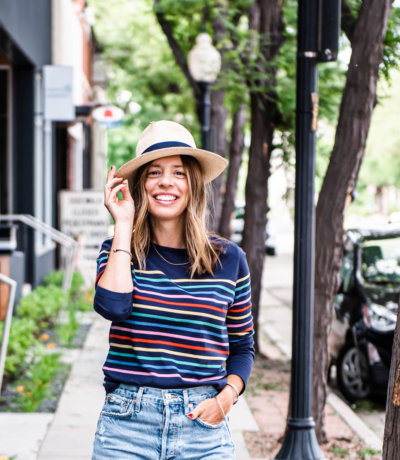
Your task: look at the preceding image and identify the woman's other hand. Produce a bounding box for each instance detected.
[104,166,135,224]
[188,392,234,426]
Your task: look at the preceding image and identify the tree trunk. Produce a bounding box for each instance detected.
[243,95,273,354]
[312,0,393,443]
[383,298,400,458]
[207,6,230,232]
[208,88,229,232]
[219,104,247,238]
[242,0,284,354]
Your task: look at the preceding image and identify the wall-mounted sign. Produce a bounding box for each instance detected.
[43,65,74,121]
[92,106,124,128]
[59,190,110,261]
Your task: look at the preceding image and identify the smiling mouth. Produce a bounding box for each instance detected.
[154,194,178,203]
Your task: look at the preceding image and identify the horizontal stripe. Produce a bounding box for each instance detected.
[228,327,254,336]
[131,312,225,330]
[227,311,252,320]
[124,320,227,339]
[105,359,214,376]
[134,274,235,293]
[133,282,232,302]
[135,286,228,306]
[110,343,225,360]
[229,304,252,313]
[132,304,225,322]
[135,269,165,275]
[226,319,253,328]
[111,326,229,346]
[103,366,225,383]
[232,296,251,307]
[172,278,236,286]
[134,295,227,314]
[236,274,250,284]
[234,291,251,301]
[109,334,229,355]
[235,281,250,292]
[109,350,222,368]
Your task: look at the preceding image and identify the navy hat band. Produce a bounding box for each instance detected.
[142,141,193,155]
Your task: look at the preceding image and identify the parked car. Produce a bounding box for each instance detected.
[230,203,276,255]
[329,228,400,402]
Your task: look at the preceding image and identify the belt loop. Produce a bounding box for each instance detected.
[183,389,189,415]
[135,387,144,413]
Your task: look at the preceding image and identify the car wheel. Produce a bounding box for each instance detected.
[336,343,370,402]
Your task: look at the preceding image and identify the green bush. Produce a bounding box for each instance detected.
[44,270,85,296]
[0,317,37,381]
[16,352,63,412]
[16,285,66,330]
[0,271,91,395]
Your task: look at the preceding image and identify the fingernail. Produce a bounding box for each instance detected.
[187,413,193,419]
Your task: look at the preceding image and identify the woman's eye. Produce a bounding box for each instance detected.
[175,171,186,177]
[148,170,160,177]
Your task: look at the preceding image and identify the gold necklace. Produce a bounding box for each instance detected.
[152,243,189,266]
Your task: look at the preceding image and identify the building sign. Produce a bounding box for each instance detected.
[92,105,124,128]
[43,66,74,121]
[59,190,110,261]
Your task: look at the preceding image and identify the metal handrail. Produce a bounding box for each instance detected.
[0,273,17,394]
[0,214,78,292]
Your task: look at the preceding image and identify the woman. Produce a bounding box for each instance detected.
[92,120,254,459]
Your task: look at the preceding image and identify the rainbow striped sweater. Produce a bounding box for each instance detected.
[94,237,255,393]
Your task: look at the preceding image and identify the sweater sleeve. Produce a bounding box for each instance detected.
[93,238,134,321]
[226,247,255,391]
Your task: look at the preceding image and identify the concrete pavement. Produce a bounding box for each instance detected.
[0,237,387,459]
[0,313,259,460]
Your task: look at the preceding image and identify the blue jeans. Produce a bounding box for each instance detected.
[92,384,235,460]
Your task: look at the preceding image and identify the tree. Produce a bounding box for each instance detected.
[313,0,394,443]
[241,0,285,354]
[383,300,400,458]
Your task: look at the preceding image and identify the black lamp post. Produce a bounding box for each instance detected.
[273,0,340,458]
[188,32,221,150]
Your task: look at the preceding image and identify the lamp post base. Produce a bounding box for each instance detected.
[272,418,326,460]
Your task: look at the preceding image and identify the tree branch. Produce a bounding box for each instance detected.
[153,0,201,99]
[341,0,357,43]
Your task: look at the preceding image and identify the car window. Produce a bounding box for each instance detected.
[362,238,400,283]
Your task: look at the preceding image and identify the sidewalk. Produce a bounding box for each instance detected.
[0,249,385,459]
[0,314,260,460]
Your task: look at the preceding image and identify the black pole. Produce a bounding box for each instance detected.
[273,0,325,458]
[200,82,211,150]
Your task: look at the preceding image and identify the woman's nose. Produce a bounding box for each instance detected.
[158,174,173,186]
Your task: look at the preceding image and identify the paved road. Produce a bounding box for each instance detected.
[259,234,386,441]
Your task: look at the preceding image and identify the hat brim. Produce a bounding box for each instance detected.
[115,147,228,184]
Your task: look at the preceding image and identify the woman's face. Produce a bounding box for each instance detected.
[144,155,189,223]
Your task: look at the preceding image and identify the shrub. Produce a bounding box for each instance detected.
[44,270,85,296]
[0,317,37,382]
[15,352,63,412]
[16,285,66,330]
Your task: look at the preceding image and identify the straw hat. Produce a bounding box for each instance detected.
[116,120,228,184]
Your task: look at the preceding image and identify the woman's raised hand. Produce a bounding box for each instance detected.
[104,166,135,225]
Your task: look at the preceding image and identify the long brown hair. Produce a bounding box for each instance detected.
[129,155,223,276]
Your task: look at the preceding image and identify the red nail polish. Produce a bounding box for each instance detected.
[188,413,193,419]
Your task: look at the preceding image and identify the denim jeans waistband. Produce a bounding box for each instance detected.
[115,384,218,415]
